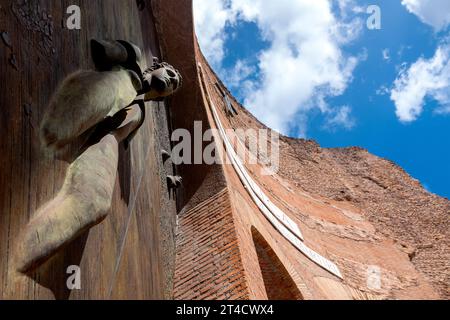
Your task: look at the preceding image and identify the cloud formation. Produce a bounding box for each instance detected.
[401,0,450,31]
[193,0,234,66]
[390,40,450,122]
[324,105,356,131]
[193,0,363,135]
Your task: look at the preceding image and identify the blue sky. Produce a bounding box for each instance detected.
[193,0,450,199]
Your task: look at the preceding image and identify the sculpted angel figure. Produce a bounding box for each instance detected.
[15,40,182,273]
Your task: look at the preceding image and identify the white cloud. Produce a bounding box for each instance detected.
[376,84,390,96]
[390,40,450,122]
[193,0,363,135]
[401,0,450,31]
[324,105,356,130]
[222,59,256,89]
[193,0,234,66]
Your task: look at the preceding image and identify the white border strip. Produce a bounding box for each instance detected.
[198,63,343,279]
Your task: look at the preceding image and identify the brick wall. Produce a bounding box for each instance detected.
[174,189,250,300]
[251,227,304,300]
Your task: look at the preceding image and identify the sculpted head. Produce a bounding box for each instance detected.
[90,39,182,100]
[144,62,182,100]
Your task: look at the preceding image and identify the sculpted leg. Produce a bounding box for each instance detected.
[15,105,143,273]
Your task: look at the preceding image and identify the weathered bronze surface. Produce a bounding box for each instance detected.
[0,0,178,300]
